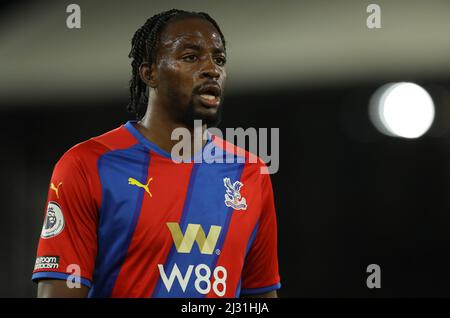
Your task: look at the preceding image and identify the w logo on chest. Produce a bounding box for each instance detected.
[166,223,222,255]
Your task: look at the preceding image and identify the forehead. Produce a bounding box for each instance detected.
[159,17,223,51]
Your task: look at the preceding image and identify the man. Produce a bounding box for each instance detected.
[33,9,281,298]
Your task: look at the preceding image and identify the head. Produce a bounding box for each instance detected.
[45,209,56,229]
[127,9,227,127]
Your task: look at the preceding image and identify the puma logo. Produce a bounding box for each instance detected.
[128,177,153,197]
[50,182,62,198]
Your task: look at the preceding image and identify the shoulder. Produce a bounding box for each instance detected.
[211,134,268,172]
[56,124,138,171]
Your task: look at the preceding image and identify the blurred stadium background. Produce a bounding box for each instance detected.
[1,0,450,297]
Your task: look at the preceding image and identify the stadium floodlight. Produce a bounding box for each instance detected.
[369,82,435,139]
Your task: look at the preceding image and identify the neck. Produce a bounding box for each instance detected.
[134,101,208,156]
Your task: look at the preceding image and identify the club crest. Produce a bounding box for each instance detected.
[223,177,247,211]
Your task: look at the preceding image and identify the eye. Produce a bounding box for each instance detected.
[215,57,226,66]
[182,55,198,62]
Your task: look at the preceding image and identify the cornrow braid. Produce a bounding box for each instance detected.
[127,9,227,119]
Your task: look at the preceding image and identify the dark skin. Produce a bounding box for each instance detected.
[38,16,277,298]
[136,16,227,156]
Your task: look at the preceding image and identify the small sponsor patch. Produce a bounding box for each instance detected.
[34,256,60,270]
[41,201,65,239]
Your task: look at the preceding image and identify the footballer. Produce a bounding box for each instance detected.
[32,9,281,298]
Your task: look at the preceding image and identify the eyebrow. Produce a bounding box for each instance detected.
[177,43,225,54]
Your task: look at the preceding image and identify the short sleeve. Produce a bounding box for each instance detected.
[240,171,281,295]
[32,150,99,288]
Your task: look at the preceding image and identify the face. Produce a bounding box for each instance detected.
[151,17,227,127]
[45,210,56,229]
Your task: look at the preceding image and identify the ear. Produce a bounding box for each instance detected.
[139,62,158,88]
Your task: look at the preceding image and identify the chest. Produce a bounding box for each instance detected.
[97,152,262,253]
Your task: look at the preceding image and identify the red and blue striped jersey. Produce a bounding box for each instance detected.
[32,121,281,297]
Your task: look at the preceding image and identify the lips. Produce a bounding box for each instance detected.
[197,84,222,107]
[198,84,221,97]
[198,94,220,107]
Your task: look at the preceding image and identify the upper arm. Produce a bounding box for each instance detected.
[37,279,89,298]
[240,171,281,296]
[32,149,99,293]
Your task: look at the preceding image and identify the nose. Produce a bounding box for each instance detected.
[200,56,221,80]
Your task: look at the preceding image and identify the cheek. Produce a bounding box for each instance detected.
[159,61,195,96]
[220,70,227,87]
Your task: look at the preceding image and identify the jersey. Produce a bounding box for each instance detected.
[32,121,281,297]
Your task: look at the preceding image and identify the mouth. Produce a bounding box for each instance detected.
[197,94,221,107]
[196,84,222,108]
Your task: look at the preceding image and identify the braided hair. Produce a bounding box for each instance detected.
[127,9,226,119]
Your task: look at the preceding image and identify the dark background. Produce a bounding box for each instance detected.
[2,0,450,297]
[3,81,450,297]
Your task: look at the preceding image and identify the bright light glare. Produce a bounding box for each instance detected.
[369,82,435,139]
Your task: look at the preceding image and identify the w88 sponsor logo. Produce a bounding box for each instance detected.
[158,263,227,297]
[161,222,227,296]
